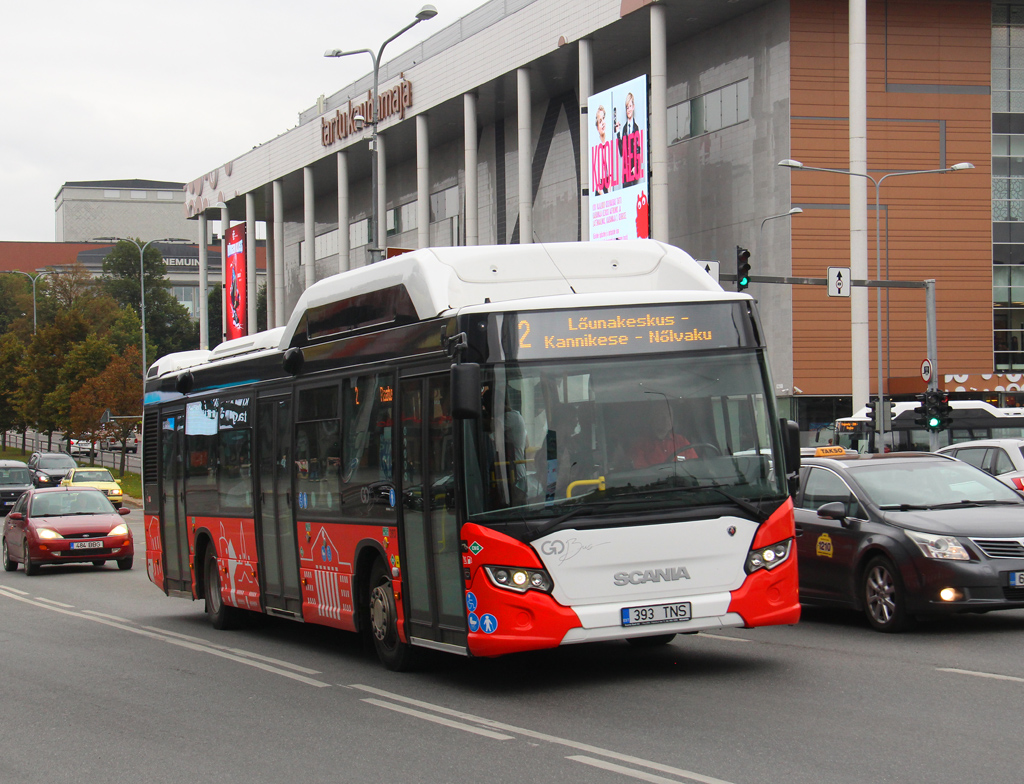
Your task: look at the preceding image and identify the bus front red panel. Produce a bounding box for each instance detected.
[202,516,261,612]
[727,499,801,627]
[461,523,581,657]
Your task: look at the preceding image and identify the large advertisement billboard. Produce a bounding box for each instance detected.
[588,74,649,242]
[225,224,247,339]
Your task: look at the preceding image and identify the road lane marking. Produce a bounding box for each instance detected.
[2,586,29,596]
[350,684,736,784]
[361,698,514,740]
[937,667,1024,683]
[0,587,329,687]
[696,633,751,643]
[141,626,322,675]
[570,755,705,783]
[34,597,75,608]
[82,610,132,623]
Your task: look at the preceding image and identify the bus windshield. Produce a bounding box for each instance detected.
[463,350,786,524]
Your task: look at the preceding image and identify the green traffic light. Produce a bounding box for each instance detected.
[928,416,940,428]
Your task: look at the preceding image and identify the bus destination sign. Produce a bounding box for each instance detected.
[506,303,752,360]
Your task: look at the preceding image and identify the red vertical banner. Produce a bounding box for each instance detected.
[225,224,247,339]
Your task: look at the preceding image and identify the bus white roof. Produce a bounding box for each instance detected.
[842,399,1024,421]
[151,240,740,380]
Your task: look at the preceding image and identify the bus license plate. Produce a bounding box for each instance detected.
[1010,571,1024,588]
[621,602,691,627]
[70,541,103,550]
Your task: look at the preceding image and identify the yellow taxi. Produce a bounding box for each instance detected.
[59,467,124,508]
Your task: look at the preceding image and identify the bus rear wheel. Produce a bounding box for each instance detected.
[368,560,417,671]
[204,549,241,630]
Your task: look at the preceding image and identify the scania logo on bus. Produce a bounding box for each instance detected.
[614,567,691,586]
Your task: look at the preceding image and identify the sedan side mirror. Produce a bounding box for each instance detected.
[9,512,23,521]
[817,501,852,528]
[118,507,130,516]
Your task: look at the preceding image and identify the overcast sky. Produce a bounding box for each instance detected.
[1,0,487,243]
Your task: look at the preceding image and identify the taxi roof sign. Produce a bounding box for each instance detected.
[815,445,848,457]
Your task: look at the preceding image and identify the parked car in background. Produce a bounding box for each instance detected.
[68,439,100,457]
[60,467,123,508]
[0,461,33,517]
[27,452,77,487]
[102,431,139,453]
[2,486,133,574]
[935,439,1024,491]
[794,452,1024,632]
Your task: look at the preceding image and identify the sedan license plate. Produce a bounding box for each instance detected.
[621,602,692,627]
[70,540,103,550]
[1010,571,1024,588]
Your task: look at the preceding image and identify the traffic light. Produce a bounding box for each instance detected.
[918,390,944,432]
[865,397,878,432]
[736,246,751,292]
[933,394,954,432]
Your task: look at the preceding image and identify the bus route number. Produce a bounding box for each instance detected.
[519,319,532,348]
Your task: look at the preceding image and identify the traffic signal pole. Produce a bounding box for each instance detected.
[720,272,938,453]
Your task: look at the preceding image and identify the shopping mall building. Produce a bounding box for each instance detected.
[183,0,1016,434]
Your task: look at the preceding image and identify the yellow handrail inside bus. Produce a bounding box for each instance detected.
[566,476,606,499]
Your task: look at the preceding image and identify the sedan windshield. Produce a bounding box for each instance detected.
[851,460,1023,509]
[75,469,114,483]
[463,351,785,523]
[30,491,114,517]
[0,468,30,485]
[39,457,75,470]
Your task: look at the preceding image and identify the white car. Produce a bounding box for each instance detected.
[67,439,100,457]
[936,439,1024,491]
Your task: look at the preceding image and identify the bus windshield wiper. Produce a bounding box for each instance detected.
[658,482,767,521]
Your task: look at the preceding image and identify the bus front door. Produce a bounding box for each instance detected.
[256,396,302,617]
[399,374,467,653]
[159,411,190,594]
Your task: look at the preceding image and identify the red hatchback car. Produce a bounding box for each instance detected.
[2,487,134,575]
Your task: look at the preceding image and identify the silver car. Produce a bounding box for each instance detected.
[936,439,1024,491]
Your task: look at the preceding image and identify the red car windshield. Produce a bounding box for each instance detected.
[30,491,113,517]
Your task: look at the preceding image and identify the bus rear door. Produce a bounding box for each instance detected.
[159,409,191,594]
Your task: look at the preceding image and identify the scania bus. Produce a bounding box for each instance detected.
[142,240,801,670]
[832,400,1024,453]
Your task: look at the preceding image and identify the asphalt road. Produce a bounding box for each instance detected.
[3,508,1024,784]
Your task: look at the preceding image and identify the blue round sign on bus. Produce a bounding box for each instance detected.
[466,592,478,612]
[480,613,498,634]
[467,613,480,632]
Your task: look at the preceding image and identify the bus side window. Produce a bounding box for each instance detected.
[295,386,340,515]
[341,373,396,521]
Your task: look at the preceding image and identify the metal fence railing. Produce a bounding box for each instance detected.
[3,431,140,473]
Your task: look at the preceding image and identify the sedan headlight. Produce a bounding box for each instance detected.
[36,475,51,484]
[108,523,129,536]
[906,530,970,560]
[36,528,63,540]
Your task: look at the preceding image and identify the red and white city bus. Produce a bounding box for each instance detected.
[142,240,801,670]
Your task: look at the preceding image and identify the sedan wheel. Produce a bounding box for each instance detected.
[2,539,16,572]
[863,556,911,632]
[22,538,38,576]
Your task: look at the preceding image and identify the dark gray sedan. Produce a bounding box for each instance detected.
[795,452,1024,631]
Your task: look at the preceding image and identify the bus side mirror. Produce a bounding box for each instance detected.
[781,418,800,476]
[451,363,481,419]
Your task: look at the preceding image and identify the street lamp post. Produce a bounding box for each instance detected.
[93,236,191,391]
[325,4,438,263]
[0,270,53,333]
[759,207,803,249]
[778,159,974,450]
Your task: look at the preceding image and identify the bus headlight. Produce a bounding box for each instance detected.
[484,565,553,593]
[745,539,792,574]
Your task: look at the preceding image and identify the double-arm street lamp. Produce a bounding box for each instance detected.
[778,159,974,448]
[0,270,54,333]
[325,4,438,263]
[93,236,191,394]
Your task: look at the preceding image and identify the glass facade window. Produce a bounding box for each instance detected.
[172,285,200,319]
[667,79,749,145]
[429,186,459,223]
[994,5,1024,369]
[350,218,369,248]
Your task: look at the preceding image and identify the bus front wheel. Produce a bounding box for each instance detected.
[204,549,241,630]
[368,560,417,671]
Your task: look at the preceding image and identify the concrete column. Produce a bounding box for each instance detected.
[517,67,532,244]
[273,179,286,326]
[650,3,668,242]
[417,114,430,248]
[245,192,257,334]
[265,185,276,330]
[220,205,229,343]
[337,152,350,272]
[464,92,479,246]
[198,213,209,349]
[849,0,869,411]
[377,134,387,257]
[304,166,315,289]
[578,39,592,240]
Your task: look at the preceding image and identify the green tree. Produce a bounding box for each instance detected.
[208,283,222,349]
[256,281,268,333]
[0,333,26,450]
[101,239,198,362]
[51,333,116,433]
[0,275,33,337]
[70,346,142,476]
